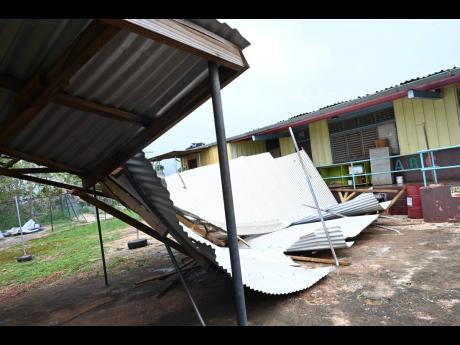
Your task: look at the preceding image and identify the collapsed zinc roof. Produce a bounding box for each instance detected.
[153,151,388,294]
[0,19,250,187]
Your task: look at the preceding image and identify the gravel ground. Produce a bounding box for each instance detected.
[0,217,459,325]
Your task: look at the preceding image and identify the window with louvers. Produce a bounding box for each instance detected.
[331,127,378,163]
[330,134,348,162]
[328,107,393,163]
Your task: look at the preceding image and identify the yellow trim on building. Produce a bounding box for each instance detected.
[181,144,233,169]
[308,120,332,166]
[393,84,460,154]
[279,137,295,156]
[230,140,266,159]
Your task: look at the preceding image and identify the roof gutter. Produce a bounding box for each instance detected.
[232,73,460,142]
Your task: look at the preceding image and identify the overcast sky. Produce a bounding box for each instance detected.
[146,19,460,175]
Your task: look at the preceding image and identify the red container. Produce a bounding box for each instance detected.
[406,184,423,218]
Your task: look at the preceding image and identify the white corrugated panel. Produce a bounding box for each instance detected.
[165,152,338,235]
[245,214,379,252]
[292,193,387,225]
[181,224,334,295]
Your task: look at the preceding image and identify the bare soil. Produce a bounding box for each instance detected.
[0,217,459,326]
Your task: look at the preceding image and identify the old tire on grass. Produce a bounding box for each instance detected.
[17,254,33,262]
[127,238,148,250]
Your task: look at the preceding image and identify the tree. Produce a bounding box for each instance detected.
[0,160,82,202]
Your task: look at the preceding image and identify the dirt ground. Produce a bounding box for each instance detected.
[0,217,459,326]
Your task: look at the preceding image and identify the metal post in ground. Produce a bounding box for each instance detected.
[165,244,205,326]
[175,156,187,188]
[15,196,33,262]
[48,195,54,232]
[430,151,438,184]
[288,127,339,267]
[208,61,248,326]
[93,186,109,286]
[419,152,427,187]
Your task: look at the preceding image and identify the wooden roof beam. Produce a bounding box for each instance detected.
[3,167,62,174]
[53,92,152,126]
[0,20,121,145]
[0,167,106,197]
[72,188,186,254]
[0,145,83,175]
[82,66,241,188]
[101,19,247,71]
[0,74,151,127]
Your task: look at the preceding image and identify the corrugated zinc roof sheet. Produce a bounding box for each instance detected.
[0,19,249,174]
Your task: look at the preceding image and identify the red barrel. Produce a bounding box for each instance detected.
[406,184,423,218]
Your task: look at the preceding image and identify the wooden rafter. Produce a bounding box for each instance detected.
[0,20,121,145]
[0,145,82,175]
[386,186,407,211]
[101,19,247,71]
[0,74,152,127]
[332,187,402,194]
[72,188,186,254]
[0,167,106,197]
[101,178,169,235]
[3,167,62,174]
[53,92,151,126]
[82,66,242,188]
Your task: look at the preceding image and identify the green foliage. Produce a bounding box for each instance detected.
[0,160,82,203]
[0,218,129,288]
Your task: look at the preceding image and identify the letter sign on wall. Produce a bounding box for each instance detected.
[451,186,460,198]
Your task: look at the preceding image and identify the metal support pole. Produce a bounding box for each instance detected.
[208,61,248,326]
[93,186,109,286]
[351,162,356,189]
[430,151,438,184]
[175,156,187,188]
[289,127,339,267]
[419,152,427,187]
[15,196,27,256]
[165,244,205,326]
[48,195,54,232]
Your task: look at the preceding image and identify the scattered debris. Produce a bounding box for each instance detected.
[289,255,350,266]
[2,219,44,237]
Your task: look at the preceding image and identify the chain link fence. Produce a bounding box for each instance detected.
[0,193,120,233]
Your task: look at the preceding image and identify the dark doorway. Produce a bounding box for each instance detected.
[266,139,281,158]
[294,128,312,158]
[187,158,198,169]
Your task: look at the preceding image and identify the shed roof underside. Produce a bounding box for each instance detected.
[0,19,249,182]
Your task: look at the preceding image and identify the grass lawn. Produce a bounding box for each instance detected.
[0,217,132,291]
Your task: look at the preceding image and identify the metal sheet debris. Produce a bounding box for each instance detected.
[245,215,379,252]
[110,150,389,295]
[165,152,338,235]
[112,153,335,294]
[291,193,388,225]
[181,223,334,295]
